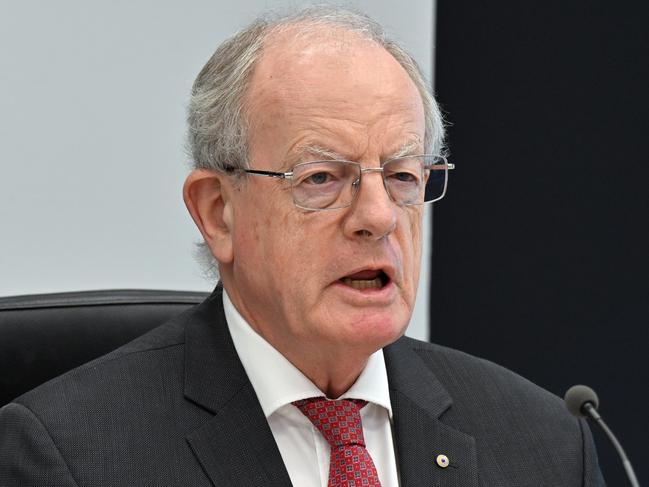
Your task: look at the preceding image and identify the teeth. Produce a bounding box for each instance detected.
[341,277,383,289]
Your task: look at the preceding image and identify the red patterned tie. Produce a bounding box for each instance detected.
[293,397,382,487]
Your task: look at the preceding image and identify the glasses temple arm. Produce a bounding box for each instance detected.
[424,163,455,170]
[242,169,289,179]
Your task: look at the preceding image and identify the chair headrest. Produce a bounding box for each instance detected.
[0,289,208,406]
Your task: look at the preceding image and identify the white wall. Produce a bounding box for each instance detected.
[0,1,434,340]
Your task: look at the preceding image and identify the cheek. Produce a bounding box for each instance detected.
[272,216,344,307]
[404,210,424,281]
[235,201,309,285]
[409,206,424,240]
[234,182,286,251]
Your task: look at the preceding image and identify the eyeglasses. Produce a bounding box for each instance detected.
[226,155,454,211]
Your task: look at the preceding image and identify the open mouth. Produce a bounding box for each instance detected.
[339,269,390,290]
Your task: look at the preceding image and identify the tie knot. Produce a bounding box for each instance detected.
[293,397,368,448]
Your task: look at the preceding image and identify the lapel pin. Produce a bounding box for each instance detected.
[436,454,449,468]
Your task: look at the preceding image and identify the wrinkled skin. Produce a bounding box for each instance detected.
[185,28,426,397]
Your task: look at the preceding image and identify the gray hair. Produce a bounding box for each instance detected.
[186,6,446,278]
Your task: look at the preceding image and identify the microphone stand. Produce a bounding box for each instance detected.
[582,402,640,487]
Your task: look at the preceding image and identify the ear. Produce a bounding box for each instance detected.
[183,169,234,265]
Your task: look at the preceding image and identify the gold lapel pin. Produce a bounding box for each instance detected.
[436,454,449,468]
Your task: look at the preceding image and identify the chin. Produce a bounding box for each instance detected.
[341,310,409,349]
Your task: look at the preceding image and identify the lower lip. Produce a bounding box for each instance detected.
[331,279,397,304]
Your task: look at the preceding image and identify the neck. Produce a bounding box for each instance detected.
[287,348,370,398]
[220,275,375,399]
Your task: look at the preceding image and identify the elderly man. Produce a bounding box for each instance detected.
[0,7,604,487]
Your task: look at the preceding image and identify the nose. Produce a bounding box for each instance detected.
[342,169,398,240]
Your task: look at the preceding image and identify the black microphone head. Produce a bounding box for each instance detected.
[564,384,599,417]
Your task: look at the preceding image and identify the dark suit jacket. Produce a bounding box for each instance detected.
[0,286,604,486]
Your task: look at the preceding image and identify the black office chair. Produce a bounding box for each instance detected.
[0,289,209,406]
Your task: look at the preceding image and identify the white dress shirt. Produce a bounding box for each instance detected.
[223,291,400,487]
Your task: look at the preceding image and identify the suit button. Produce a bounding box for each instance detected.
[436,454,449,468]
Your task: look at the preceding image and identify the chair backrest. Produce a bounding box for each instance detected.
[0,289,208,406]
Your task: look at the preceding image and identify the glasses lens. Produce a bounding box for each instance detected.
[383,157,426,205]
[291,161,360,210]
[422,156,449,203]
[383,155,448,205]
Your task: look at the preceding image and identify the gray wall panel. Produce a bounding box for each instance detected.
[0,1,434,340]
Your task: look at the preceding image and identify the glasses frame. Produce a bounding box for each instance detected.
[225,155,455,211]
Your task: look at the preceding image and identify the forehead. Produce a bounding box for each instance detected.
[244,25,425,161]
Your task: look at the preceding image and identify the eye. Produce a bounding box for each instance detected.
[305,171,332,185]
[292,161,350,190]
[386,168,420,185]
[384,157,423,186]
[391,171,417,183]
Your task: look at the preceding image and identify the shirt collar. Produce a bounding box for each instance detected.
[223,290,393,419]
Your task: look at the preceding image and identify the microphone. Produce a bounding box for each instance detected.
[564,385,640,487]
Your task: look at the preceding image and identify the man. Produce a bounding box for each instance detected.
[0,7,604,486]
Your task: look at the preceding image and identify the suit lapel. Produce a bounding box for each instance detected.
[385,338,479,487]
[183,287,292,487]
[180,287,478,486]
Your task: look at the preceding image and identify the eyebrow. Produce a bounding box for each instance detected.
[294,139,424,164]
[296,145,347,161]
[387,140,423,160]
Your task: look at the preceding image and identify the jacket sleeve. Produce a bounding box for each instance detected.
[0,402,80,487]
[580,418,607,486]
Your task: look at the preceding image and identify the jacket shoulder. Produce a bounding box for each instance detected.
[1,308,216,486]
[15,318,186,412]
[391,337,605,485]
[400,336,568,414]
